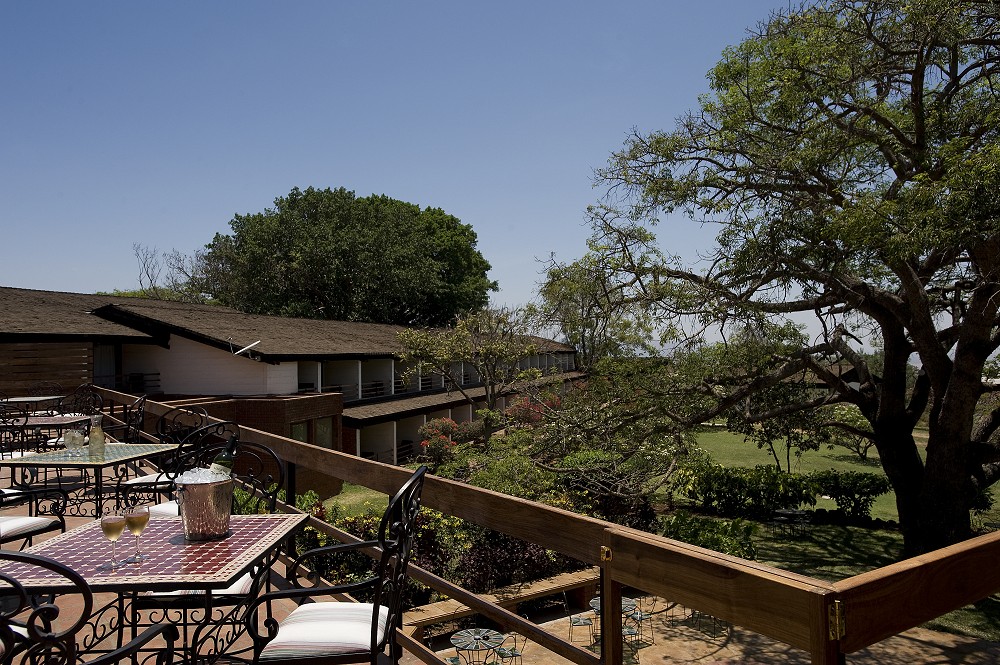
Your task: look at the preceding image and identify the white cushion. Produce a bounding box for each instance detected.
[0,516,56,539]
[260,602,388,660]
[1,451,36,460]
[123,472,170,486]
[145,571,254,597]
[148,501,179,517]
[46,436,88,445]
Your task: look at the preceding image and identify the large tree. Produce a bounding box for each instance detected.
[583,0,1000,555]
[397,307,543,440]
[530,255,657,369]
[198,186,496,325]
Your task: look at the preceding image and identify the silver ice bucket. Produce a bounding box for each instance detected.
[176,477,234,541]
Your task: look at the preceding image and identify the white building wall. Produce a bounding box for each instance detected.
[123,336,298,395]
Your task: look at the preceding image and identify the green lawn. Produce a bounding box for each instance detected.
[323,482,388,518]
[698,428,1000,641]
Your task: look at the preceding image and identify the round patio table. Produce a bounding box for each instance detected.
[451,628,503,664]
[590,596,637,614]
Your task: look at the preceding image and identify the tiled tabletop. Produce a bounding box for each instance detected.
[24,414,90,428]
[0,442,177,468]
[3,513,307,592]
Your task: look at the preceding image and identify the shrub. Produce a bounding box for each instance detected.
[660,511,757,560]
[808,469,891,520]
[417,418,459,468]
[680,462,816,518]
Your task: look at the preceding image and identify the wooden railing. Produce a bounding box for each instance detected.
[96,388,1000,665]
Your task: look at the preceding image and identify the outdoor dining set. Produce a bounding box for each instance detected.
[0,383,429,665]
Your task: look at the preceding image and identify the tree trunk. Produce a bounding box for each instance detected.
[878,402,978,557]
[872,425,926,557]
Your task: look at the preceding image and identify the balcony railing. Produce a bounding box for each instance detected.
[96,387,1000,665]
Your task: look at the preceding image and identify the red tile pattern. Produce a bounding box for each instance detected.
[0,514,306,592]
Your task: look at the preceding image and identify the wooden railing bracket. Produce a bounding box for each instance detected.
[828,600,845,640]
[600,546,613,562]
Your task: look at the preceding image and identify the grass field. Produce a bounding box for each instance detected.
[698,428,1000,640]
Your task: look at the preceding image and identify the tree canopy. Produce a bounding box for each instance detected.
[197,186,496,325]
[574,0,1000,555]
[397,307,543,439]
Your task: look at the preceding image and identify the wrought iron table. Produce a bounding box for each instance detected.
[7,394,64,412]
[451,627,504,665]
[1,442,178,516]
[2,513,308,663]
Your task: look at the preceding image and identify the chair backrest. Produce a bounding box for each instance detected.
[154,405,210,445]
[170,420,240,474]
[118,421,241,510]
[370,465,428,659]
[176,438,284,515]
[0,549,179,664]
[0,550,94,663]
[57,384,102,416]
[0,403,27,455]
[120,394,147,443]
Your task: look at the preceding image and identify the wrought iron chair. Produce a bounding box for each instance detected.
[0,403,36,460]
[0,487,67,550]
[154,405,210,445]
[117,420,241,512]
[124,428,284,650]
[564,592,595,643]
[0,549,179,664]
[26,381,63,398]
[103,394,147,444]
[56,384,103,417]
[245,465,428,664]
[495,631,526,665]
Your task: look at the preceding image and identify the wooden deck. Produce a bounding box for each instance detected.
[403,567,599,639]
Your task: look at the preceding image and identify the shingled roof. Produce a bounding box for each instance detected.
[0,287,576,362]
[0,288,153,342]
[93,298,408,361]
[342,370,587,426]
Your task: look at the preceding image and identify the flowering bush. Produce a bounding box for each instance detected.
[417,418,459,468]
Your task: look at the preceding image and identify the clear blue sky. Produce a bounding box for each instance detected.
[2,1,787,309]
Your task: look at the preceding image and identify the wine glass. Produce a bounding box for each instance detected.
[98,509,127,571]
[123,505,150,563]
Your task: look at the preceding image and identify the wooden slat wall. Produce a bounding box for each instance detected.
[0,343,93,395]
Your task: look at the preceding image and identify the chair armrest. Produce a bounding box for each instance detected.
[288,538,385,581]
[244,539,384,643]
[0,487,68,514]
[86,622,180,665]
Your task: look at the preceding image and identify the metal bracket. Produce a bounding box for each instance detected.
[828,600,845,640]
[600,546,613,562]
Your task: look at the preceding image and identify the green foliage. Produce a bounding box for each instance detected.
[399,307,544,439]
[529,255,657,368]
[816,404,877,461]
[678,458,817,519]
[583,0,1000,554]
[199,186,496,325]
[660,511,757,560]
[808,469,892,520]
[416,418,459,471]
